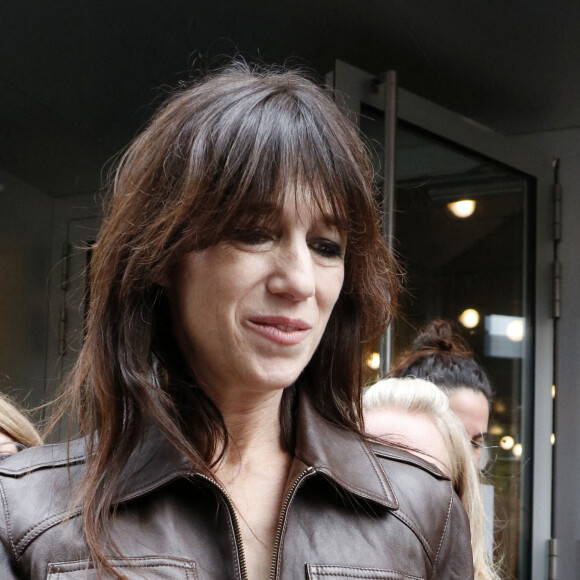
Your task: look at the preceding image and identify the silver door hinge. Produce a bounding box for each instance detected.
[553,183,562,242]
[548,538,558,580]
[552,261,562,320]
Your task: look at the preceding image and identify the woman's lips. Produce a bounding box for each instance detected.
[247,316,312,345]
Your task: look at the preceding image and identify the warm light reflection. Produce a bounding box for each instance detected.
[551,433,556,445]
[489,424,504,436]
[513,443,523,458]
[506,319,524,342]
[447,199,476,218]
[500,435,515,450]
[459,308,480,329]
[552,384,556,399]
[367,352,381,370]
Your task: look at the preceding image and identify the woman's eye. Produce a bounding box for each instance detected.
[311,239,343,259]
[231,227,274,246]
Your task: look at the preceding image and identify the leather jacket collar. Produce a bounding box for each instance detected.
[0,389,441,512]
[293,392,398,509]
[113,390,402,509]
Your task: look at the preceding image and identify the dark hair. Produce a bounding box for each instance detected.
[390,319,493,405]
[57,62,399,574]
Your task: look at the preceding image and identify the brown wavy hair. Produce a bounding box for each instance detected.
[57,62,400,575]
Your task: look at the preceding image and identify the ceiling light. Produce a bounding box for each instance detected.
[367,352,380,370]
[447,199,476,218]
[506,319,524,342]
[500,435,514,450]
[512,443,523,458]
[459,308,480,329]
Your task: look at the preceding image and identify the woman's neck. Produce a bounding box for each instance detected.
[209,387,293,580]
[212,387,286,470]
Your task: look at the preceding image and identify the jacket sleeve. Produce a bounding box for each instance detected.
[0,543,20,579]
[0,485,21,579]
[432,490,474,579]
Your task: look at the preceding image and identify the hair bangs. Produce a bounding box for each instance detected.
[197,87,356,243]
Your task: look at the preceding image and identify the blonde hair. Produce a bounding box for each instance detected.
[0,393,43,448]
[363,377,499,580]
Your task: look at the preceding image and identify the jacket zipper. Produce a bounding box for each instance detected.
[269,466,315,580]
[196,473,249,580]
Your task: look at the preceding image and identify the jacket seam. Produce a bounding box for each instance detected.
[16,507,81,556]
[0,451,86,477]
[360,440,397,504]
[389,508,434,564]
[430,483,453,579]
[0,478,17,562]
[113,469,191,504]
[307,565,423,579]
[14,470,191,556]
[49,556,197,568]
[373,449,447,481]
[316,441,397,506]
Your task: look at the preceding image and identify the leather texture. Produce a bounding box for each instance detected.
[0,393,474,579]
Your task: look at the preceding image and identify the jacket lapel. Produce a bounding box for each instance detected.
[113,392,401,510]
[293,392,398,510]
[114,427,192,503]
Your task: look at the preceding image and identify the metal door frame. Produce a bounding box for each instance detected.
[329,60,554,579]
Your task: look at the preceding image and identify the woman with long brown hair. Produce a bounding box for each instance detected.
[0,63,473,579]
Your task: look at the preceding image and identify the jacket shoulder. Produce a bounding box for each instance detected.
[0,439,86,559]
[371,442,467,567]
[0,437,87,477]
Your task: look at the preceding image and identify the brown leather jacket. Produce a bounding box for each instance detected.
[0,394,473,579]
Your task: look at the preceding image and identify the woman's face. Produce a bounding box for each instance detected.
[447,388,490,466]
[0,431,20,460]
[167,195,345,401]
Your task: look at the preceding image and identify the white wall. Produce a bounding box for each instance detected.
[513,129,580,578]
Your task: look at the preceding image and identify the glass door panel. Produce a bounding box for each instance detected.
[393,121,532,579]
[330,60,554,579]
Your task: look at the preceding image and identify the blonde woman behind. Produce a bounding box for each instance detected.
[0,394,42,460]
[363,377,499,580]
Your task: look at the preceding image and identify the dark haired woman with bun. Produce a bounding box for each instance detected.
[390,319,493,467]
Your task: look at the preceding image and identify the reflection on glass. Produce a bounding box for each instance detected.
[360,104,533,578]
[447,199,476,218]
[392,122,533,579]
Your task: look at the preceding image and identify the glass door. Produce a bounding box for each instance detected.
[329,60,554,579]
[44,194,101,439]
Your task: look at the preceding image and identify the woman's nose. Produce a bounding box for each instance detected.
[267,240,316,301]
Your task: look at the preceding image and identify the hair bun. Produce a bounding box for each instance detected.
[412,319,472,358]
[389,319,492,401]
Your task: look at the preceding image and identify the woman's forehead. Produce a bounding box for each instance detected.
[0,431,15,444]
[232,185,348,230]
